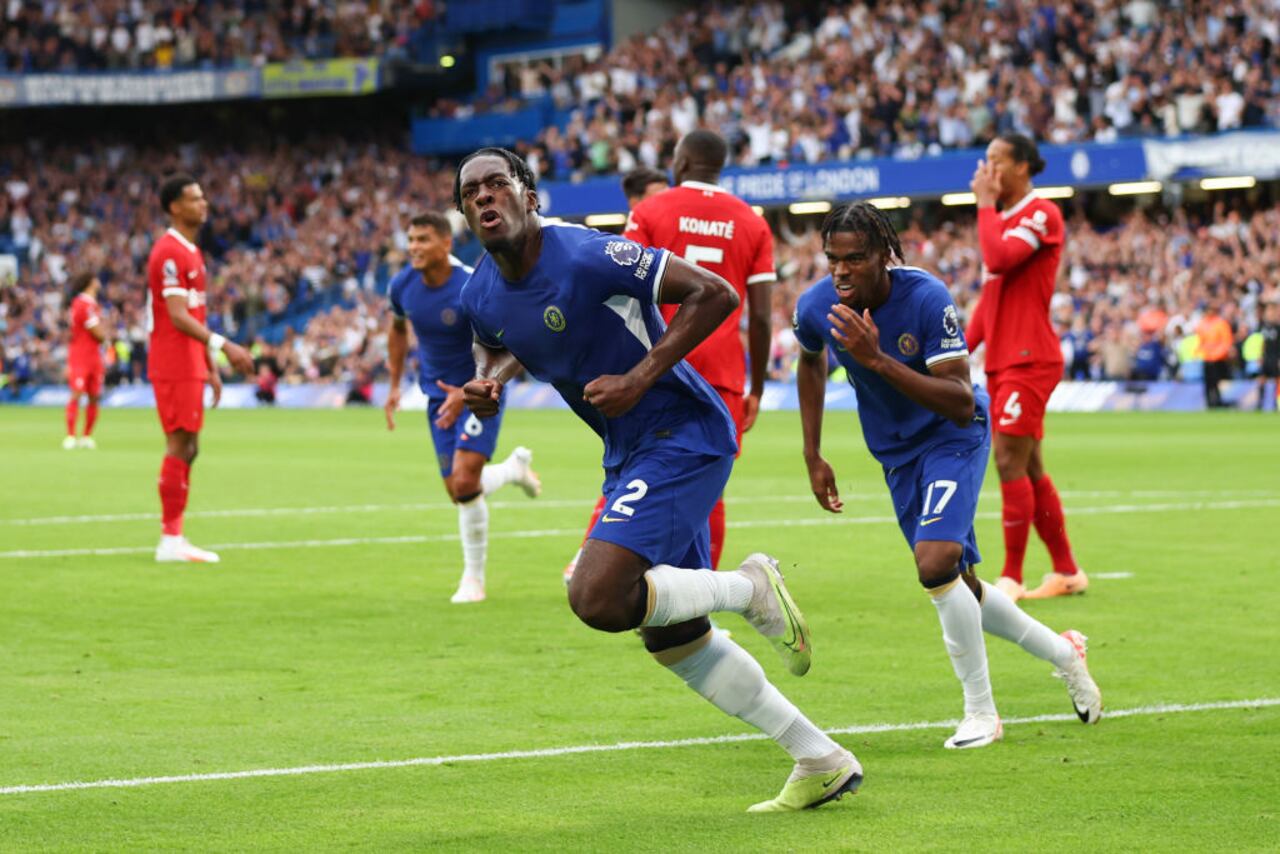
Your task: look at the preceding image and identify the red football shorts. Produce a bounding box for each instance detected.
[988,363,1062,440]
[153,379,205,434]
[68,365,103,397]
[717,389,745,458]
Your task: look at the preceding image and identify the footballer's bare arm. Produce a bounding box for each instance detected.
[584,257,738,418]
[463,340,521,417]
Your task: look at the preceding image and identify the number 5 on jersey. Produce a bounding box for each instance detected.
[684,244,724,268]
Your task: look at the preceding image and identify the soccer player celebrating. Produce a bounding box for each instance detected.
[793,202,1101,749]
[147,174,254,563]
[456,148,860,812]
[968,134,1086,601]
[563,131,774,581]
[64,271,106,450]
[384,211,542,604]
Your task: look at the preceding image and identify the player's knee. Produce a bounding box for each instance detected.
[450,473,482,501]
[993,450,1022,480]
[567,584,634,633]
[567,567,640,633]
[915,543,964,588]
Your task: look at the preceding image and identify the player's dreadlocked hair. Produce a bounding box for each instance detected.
[452,147,539,213]
[820,201,904,264]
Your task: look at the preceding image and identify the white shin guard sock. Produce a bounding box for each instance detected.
[457,495,488,584]
[979,580,1076,668]
[930,580,996,716]
[665,632,838,761]
[479,458,513,495]
[641,565,755,627]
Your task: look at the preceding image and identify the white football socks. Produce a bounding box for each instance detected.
[457,495,488,584]
[640,564,755,626]
[480,457,516,495]
[664,631,839,761]
[930,579,996,716]
[979,580,1076,668]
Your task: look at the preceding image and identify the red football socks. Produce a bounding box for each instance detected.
[1000,476,1035,582]
[65,398,78,436]
[1032,475,1078,575]
[709,498,725,570]
[84,403,99,436]
[158,455,190,536]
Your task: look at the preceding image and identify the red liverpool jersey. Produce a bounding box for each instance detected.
[146,227,209,381]
[624,180,776,393]
[68,293,103,371]
[971,192,1065,372]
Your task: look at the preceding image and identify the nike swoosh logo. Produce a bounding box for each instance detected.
[920,517,943,526]
[821,773,843,789]
[600,515,628,523]
[494,329,505,339]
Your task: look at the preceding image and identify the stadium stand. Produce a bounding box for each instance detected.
[0,1,435,71]
[464,0,1280,179]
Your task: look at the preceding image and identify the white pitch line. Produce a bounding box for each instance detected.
[3,489,1275,527]
[1093,572,1135,580]
[3,498,1279,560]
[1,697,1275,797]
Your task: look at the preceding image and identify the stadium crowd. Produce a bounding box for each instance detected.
[0,132,466,393]
[762,200,1280,384]
[445,0,1280,180]
[0,0,434,72]
[6,135,1275,397]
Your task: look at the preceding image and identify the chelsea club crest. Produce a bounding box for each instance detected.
[543,305,566,332]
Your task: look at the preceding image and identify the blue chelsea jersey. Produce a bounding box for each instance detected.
[387,258,476,396]
[460,222,736,467]
[792,266,990,467]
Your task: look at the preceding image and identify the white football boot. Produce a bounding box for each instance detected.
[1054,629,1103,723]
[509,447,541,498]
[62,435,77,450]
[945,712,1003,749]
[77,436,97,450]
[450,575,486,604]
[155,536,220,563]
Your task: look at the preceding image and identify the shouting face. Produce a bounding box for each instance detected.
[456,155,537,254]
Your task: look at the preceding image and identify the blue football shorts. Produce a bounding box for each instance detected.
[588,442,734,568]
[883,434,990,569]
[427,387,506,477]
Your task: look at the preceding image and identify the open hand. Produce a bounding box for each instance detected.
[806,455,844,513]
[433,379,465,429]
[970,159,1001,207]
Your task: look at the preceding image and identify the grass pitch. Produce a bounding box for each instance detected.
[0,405,1277,851]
